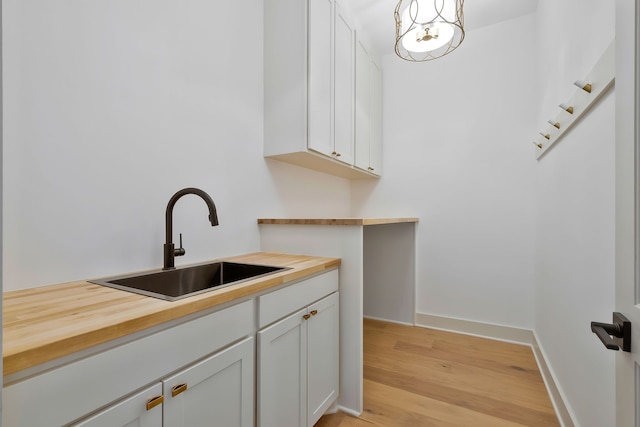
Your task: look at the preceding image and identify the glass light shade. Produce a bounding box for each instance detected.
[395,0,465,62]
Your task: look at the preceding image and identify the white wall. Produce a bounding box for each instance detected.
[363,223,415,324]
[2,0,351,291]
[352,5,616,423]
[352,14,538,330]
[533,1,615,426]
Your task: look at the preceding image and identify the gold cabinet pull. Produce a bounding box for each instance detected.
[146,395,164,411]
[303,314,311,320]
[335,152,341,157]
[310,310,318,316]
[171,383,188,397]
[331,151,337,155]
[368,167,374,171]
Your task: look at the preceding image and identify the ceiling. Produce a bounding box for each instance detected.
[346,0,539,57]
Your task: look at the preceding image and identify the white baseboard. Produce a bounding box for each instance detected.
[530,331,577,427]
[414,312,534,345]
[414,312,575,427]
[364,314,414,327]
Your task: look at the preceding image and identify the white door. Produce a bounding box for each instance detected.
[163,337,254,427]
[615,0,640,425]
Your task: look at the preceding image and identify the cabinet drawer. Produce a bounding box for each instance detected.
[4,299,254,427]
[72,383,163,427]
[258,269,338,328]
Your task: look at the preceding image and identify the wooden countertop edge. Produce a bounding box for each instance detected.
[3,253,340,376]
[257,217,419,226]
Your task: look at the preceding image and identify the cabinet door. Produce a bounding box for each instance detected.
[368,59,383,175]
[163,337,254,427]
[72,383,163,427]
[354,39,382,176]
[307,292,340,427]
[258,308,308,427]
[333,4,355,165]
[354,39,371,171]
[308,0,334,157]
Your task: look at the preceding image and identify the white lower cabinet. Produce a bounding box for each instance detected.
[258,307,308,427]
[258,292,339,427]
[163,337,254,427]
[306,293,340,425]
[3,269,340,427]
[3,300,254,427]
[73,337,254,427]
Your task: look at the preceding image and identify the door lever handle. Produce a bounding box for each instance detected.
[591,322,621,350]
[590,312,631,352]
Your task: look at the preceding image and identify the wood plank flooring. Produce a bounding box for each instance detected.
[316,318,559,427]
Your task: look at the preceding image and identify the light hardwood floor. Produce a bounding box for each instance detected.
[316,318,560,427]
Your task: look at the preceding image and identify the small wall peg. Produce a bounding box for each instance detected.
[574,80,592,93]
[535,41,614,160]
[559,103,574,114]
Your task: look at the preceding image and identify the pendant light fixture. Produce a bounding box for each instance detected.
[395,0,465,62]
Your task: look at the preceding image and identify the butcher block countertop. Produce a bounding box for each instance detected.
[3,252,340,377]
[257,217,419,226]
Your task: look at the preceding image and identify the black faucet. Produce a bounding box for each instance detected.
[163,187,219,270]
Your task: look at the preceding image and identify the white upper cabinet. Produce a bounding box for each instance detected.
[307,0,334,158]
[264,0,380,179]
[354,39,382,176]
[332,3,355,165]
[354,40,370,172]
[369,59,383,174]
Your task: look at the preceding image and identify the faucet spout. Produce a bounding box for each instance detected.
[163,187,218,270]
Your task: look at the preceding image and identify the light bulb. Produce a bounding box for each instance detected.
[401,23,454,52]
[401,0,456,53]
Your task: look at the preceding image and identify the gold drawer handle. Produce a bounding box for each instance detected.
[303,314,311,320]
[335,152,341,157]
[172,383,188,397]
[310,310,318,316]
[146,395,164,411]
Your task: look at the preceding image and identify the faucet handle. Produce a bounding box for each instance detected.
[174,233,186,257]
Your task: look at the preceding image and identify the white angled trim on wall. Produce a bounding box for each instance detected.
[533,40,615,160]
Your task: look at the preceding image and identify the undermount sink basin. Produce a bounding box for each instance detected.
[91,261,288,301]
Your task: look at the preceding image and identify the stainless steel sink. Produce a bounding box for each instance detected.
[90,261,288,301]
